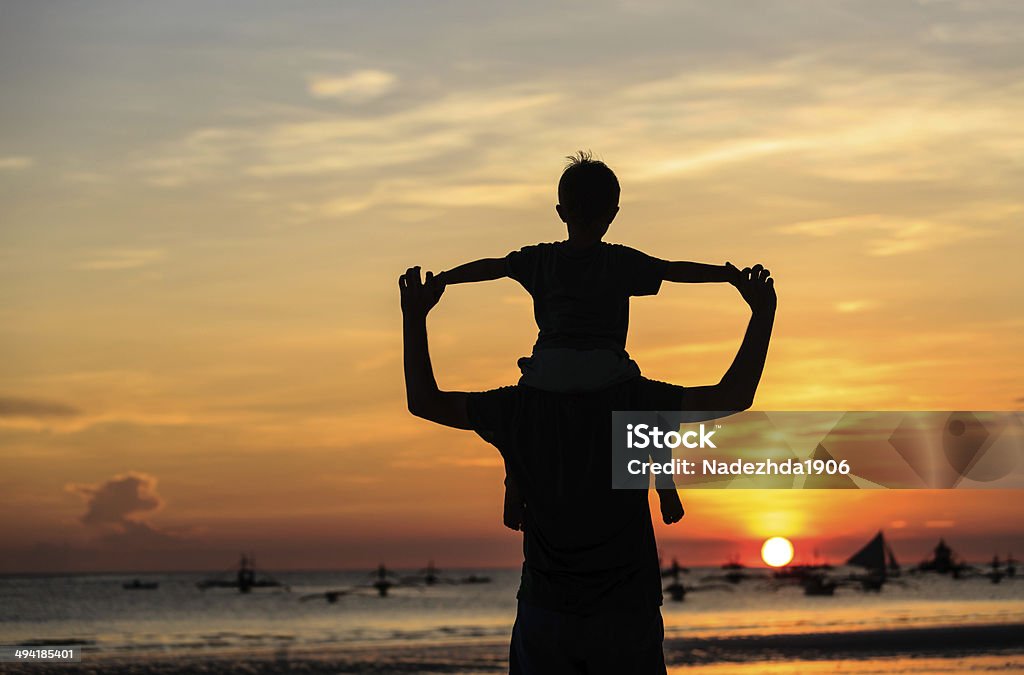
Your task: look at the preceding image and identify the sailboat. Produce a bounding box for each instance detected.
[661,555,731,602]
[985,555,1005,585]
[122,578,159,590]
[846,530,899,591]
[916,539,971,578]
[371,563,398,596]
[196,555,287,593]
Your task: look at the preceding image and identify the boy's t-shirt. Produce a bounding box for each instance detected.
[506,241,665,355]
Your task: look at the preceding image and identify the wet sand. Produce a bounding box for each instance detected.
[3,622,1022,674]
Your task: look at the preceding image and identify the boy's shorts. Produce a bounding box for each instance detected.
[517,348,641,393]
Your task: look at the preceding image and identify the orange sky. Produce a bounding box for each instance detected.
[1,2,1022,572]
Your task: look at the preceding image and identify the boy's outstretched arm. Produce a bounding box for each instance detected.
[662,260,740,284]
[438,258,507,286]
[400,267,472,430]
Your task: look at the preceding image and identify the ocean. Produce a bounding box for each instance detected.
[1,566,1022,673]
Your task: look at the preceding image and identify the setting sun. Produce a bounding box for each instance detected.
[761,537,795,567]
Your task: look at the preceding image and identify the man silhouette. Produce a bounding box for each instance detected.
[400,264,776,674]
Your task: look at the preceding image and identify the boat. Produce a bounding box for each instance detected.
[197,555,287,593]
[299,589,350,603]
[422,560,440,585]
[847,530,898,591]
[663,561,687,602]
[665,580,687,602]
[720,555,748,583]
[661,557,689,578]
[985,555,1005,585]
[772,564,828,581]
[721,555,744,570]
[370,563,398,596]
[663,562,731,602]
[916,539,971,578]
[122,579,158,590]
[801,574,837,596]
[401,560,457,586]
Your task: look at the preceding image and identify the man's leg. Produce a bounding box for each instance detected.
[578,605,667,675]
[509,600,583,675]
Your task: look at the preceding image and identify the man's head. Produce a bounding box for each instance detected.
[556,151,620,241]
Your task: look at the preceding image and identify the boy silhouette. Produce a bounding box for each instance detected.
[436,151,743,530]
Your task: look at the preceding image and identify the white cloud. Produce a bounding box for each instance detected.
[76,249,166,271]
[0,156,33,171]
[835,300,877,313]
[779,214,986,256]
[139,88,560,185]
[307,69,397,102]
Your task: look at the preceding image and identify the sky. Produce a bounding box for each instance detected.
[1,0,1022,573]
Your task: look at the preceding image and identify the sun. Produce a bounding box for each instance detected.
[761,536,795,567]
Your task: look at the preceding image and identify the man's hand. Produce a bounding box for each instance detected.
[730,263,776,315]
[399,266,445,319]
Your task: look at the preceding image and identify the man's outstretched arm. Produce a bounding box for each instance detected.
[400,266,472,430]
[681,264,776,413]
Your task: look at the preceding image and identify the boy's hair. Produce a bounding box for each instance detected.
[558,150,620,226]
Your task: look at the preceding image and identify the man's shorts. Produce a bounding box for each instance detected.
[509,599,667,674]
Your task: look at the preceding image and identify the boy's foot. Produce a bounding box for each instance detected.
[657,488,684,524]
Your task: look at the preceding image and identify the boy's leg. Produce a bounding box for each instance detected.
[503,464,525,531]
[656,487,684,525]
[651,439,684,524]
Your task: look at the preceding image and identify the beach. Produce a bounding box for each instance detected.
[3,623,1024,674]
[2,568,1023,674]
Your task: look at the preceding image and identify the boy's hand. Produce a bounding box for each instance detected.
[732,264,776,315]
[399,266,445,318]
[724,262,743,284]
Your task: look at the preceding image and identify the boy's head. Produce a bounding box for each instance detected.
[556,150,620,240]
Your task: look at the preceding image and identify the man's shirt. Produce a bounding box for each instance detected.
[467,377,686,615]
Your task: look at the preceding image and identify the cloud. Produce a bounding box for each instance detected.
[137,86,560,186]
[0,156,33,171]
[778,214,986,256]
[369,181,547,210]
[307,69,397,102]
[925,520,956,528]
[98,519,183,548]
[68,472,164,526]
[0,396,80,418]
[925,22,1022,45]
[75,248,165,271]
[835,300,877,313]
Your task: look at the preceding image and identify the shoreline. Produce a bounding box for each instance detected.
[3,622,1022,674]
